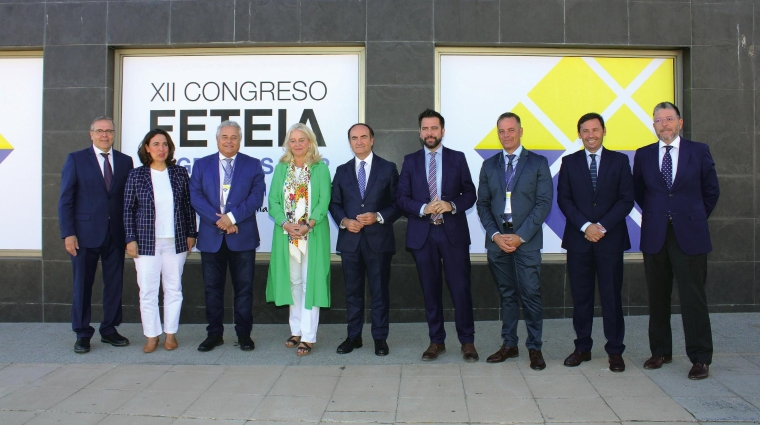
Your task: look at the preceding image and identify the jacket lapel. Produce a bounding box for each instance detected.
[510,148,529,189]
[496,152,506,196]
[86,147,109,193]
[345,158,362,198]
[670,140,690,191]
[593,149,611,200]
[439,147,449,200]
[363,157,380,199]
[142,166,155,204]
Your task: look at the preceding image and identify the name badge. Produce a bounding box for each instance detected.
[222,184,231,193]
[505,192,512,214]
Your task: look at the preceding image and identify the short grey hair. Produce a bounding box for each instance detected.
[652,102,681,119]
[90,116,114,130]
[216,120,242,139]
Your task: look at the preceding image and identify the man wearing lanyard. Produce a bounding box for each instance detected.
[476,112,553,370]
[190,120,266,352]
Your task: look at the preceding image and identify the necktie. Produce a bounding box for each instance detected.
[589,153,598,191]
[221,158,233,213]
[358,160,366,199]
[101,153,112,191]
[504,154,515,223]
[428,152,441,221]
[662,146,673,190]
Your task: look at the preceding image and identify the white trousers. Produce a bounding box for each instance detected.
[134,238,186,337]
[289,250,320,343]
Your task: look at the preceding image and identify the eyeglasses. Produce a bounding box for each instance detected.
[653,116,679,125]
[91,129,115,135]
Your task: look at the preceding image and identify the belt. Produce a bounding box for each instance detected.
[502,221,514,229]
[430,218,444,226]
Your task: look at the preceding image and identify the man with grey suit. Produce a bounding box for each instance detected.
[477,112,553,370]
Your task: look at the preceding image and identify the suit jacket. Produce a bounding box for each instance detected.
[123,165,198,256]
[59,146,134,248]
[633,139,719,256]
[189,152,266,253]
[557,149,634,253]
[476,148,552,252]
[329,154,401,254]
[396,146,476,250]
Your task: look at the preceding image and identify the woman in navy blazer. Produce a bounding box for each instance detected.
[124,129,197,353]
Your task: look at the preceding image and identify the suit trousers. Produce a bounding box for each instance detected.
[200,237,255,337]
[70,229,125,339]
[644,224,713,364]
[340,235,392,340]
[134,238,186,338]
[289,249,320,343]
[486,227,543,350]
[567,247,625,355]
[411,225,475,345]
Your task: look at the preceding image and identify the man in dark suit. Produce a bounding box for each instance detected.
[329,123,401,356]
[190,120,266,352]
[557,113,634,372]
[633,102,719,380]
[59,116,134,353]
[397,109,479,362]
[476,112,552,370]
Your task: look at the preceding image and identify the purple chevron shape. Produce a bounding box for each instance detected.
[0,148,12,165]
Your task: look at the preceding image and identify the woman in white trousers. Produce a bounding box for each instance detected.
[124,129,197,353]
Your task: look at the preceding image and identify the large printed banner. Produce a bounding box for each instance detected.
[0,57,42,252]
[120,52,361,253]
[440,52,676,253]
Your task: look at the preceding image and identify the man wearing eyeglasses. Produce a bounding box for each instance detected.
[633,102,720,380]
[59,116,134,353]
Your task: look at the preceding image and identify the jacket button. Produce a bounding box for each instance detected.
[593,203,596,207]
[669,194,673,197]
[361,204,364,207]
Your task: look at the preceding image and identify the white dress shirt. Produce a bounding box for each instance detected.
[218,152,237,224]
[92,145,114,176]
[658,136,680,180]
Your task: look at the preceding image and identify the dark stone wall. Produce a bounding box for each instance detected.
[1,0,758,324]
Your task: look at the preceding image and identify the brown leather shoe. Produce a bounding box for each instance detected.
[608,354,625,372]
[422,343,446,361]
[529,349,546,370]
[461,343,479,362]
[486,345,519,363]
[643,355,673,369]
[143,336,159,353]
[164,333,178,351]
[688,363,709,380]
[563,350,591,367]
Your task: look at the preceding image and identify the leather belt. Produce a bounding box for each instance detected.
[430,218,444,226]
[503,221,514,229]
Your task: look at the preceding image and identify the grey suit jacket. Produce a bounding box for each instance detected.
[476,148,553,252]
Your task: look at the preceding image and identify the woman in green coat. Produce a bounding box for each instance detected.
[266,123,331,356]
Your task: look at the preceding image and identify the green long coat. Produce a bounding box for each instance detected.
[265,160,331,309]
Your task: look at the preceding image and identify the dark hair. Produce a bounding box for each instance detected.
[418,109,445,129]
[653,102,681,119]
[347,123,375,140]
[496,112,521,127]
[137,128,177,166]
[577,113,605,132]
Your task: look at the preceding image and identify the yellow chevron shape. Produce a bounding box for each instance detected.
[632,59,675,118]
[596,57,654,90]
[0,133,13,149]
[474,103,565,151]
[604,104,658,151]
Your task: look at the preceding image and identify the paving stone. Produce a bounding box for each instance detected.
[250,395,330,422]
[50,388,138,414]
[605,396,696,422]
[180,392,262,420]
[467,396,543,423]
[24,411,105,425]
[396,396,469,423]
[673,396,760,422]
[535,397,619,422]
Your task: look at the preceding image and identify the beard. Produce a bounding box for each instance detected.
[420,135,442,150]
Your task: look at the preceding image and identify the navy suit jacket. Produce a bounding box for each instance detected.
[557,148,634,253]
[329,154,401,254]
[396,146,476,250]
[123,165,198,256]
[59,146,134,248]
[476,148,553,252]
[633,139,719,256]
[189,152,266,253]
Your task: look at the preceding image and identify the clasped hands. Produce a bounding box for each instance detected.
[215,213,238,235]
[423,196,452,216]
[493,233,522,253]
[584,223,606,243]
[343,212,378,234]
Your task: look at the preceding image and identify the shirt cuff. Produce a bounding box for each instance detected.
[491,232,500,241]
[339,218,347,229]
[580,222,592,232]
[450,202,457,214]
[419,204,427,217]
[227,212,236,225]
[376,213,384,224]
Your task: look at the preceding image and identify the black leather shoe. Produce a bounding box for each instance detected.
[529,349,546,370]
[198,334,224,352]
[461,343,479,362]
[74,337,90,354]
[643,355,672,369]
[101,332,129,347]
[688,363,709,380]
[238,334,255,351]
[336,337,363,354]
[374,339,389,356]
[608,354,626,372]
[487,345,519,363]
[563,350,591,367]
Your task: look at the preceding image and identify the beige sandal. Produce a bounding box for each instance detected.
[143,336,159,353]
[164,333,178,351]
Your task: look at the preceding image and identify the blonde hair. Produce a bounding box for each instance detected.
[279,123,323,165]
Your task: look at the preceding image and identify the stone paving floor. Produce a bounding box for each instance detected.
[0,313,758,424]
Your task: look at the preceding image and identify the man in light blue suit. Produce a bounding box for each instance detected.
[476,112,553,370]
[190,120,266,352]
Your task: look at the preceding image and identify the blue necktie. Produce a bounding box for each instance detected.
[428,152,441,221]
[504,154,516,223]
[358,160,366,199]
[662,146,673,190]
[589,153,598,191]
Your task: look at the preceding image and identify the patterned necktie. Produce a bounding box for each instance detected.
[101,153,112,191]
[662,146,673,191]
[589,153,598,191]
[221,158,233,213]
[428,152,441,221]
[358,160,366,199]
[504,154,516,223]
